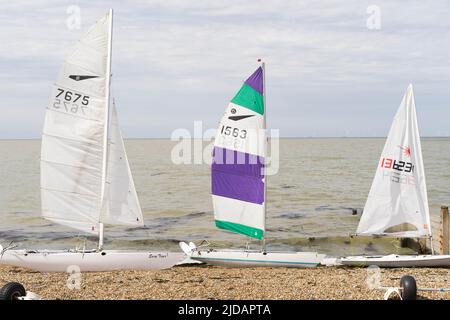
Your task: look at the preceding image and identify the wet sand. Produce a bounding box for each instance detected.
[1,264,449,300]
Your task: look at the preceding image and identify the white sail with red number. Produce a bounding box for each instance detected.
[357,84,431,238]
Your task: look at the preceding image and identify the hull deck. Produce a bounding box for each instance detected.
[0,249,187,272]
[340,254,450,268]
[190,249,326,268]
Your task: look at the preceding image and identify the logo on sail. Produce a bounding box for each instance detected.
[69,75,99,81]
[228,115,255,121]
[398,145,411,157]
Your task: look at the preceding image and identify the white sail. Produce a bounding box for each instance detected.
[357,84,431,237]
[41,11,143,235]
[100,102,144,226]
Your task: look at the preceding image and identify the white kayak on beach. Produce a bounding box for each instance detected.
[0,9,187,272]
[340,85,450,268]
[180,62,325,268]
[180,242,325,268]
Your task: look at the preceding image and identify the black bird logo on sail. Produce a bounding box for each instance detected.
[69,75,99,81]
[228,115,255,121]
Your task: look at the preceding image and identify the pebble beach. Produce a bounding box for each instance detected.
[1,264,449,300]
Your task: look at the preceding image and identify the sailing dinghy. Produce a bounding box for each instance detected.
[0,9,185,272]
[339,84,450,267]
[179,62,325,267]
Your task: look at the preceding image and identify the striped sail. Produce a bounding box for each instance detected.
[357,84,431,238]
[212,66,266,239]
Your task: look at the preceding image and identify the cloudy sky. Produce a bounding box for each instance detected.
[1,0,450,138]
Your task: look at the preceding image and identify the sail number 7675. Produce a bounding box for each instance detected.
[52,88,90,115]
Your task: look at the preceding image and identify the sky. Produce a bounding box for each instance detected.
[1,0,450,138]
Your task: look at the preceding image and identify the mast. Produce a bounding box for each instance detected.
[261,59,267,253]
[410,86,434,254]
[98,8,113,251]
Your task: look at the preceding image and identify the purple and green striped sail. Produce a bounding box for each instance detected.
[212,66,266,240]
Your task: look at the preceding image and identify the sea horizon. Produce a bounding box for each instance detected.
[1,136,450,141]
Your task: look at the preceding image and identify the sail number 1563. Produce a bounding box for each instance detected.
[220,125,247,139]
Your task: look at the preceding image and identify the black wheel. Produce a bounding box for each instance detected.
[0,282,26,300]
[400,275,417,300]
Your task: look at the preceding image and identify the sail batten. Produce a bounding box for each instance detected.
[41,187,99,198]
[212,66,266,240]
[357,84,431,238]
[43,109,104,123]
[41,135,103,150]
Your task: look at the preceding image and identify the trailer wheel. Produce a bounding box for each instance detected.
[0,282,26,300]
[400,275,417,300]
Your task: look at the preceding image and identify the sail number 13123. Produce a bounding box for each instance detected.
[381,157,414,173]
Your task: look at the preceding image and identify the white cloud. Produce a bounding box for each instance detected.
[1,0,450,138]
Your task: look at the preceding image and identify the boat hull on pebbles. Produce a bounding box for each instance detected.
[339,254,450,268]
[0,249,187,272]
[180,242,325,268]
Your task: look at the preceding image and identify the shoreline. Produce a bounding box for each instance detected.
[1,264,449,300]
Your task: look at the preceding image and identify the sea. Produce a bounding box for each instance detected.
[1,138,449,255]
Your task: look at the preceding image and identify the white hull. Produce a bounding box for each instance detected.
[0,249,187,272]
[190,249,325,268]
[340,254,450,268]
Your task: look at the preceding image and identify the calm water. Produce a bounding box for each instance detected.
[0,138,449,255]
